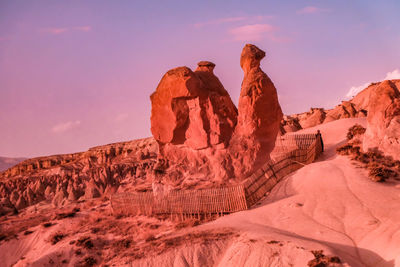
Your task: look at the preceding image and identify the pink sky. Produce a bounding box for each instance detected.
[0,0,399,157]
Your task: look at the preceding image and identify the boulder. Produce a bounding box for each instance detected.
[363,80,400,160]
[298,108,325,129]
[230,44,283,177]
[150,62,237,150]
[324,101,357,123]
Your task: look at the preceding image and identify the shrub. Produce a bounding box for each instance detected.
[50,232,65,245]
[368,166,396,182]
[346,124,366,140]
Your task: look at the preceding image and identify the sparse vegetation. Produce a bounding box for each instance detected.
[308,250,341,267]
[346,124,366,140]
[50,232,66,245]
[76,236,94,249]
[336,125,400,182]
[23,230,34,235]
[82,256,97,266]
[42,222,54,228]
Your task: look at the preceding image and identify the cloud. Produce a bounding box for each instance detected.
[74,26,92,32]
[229,24,275,41]
[40,26,91,35]
[384,69,400,80]
[52,120,81,133]
[345,69,400,99]
[194,15,274,28]
[296,6,329,15]
[40,27,69,35]
[345,82,371,99]
[194,16,247,28]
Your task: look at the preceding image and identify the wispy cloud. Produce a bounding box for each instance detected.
[74,26,92,32]
[229,24,291,42]
[52,120,81,133]
[229,24,275,41]
[40,27,69,35]
[345,69,400,98]
[384,69,400,80]
[194,15,274,28]
[345,82,371,99]
[40,26,91,35]
[296,6,330,15]
[194,17,247,28]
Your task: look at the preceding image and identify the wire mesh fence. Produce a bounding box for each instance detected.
[111,133,323,218]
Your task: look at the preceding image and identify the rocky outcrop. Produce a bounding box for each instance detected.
[363,80,400,160]
[149,44,283,183]
[229,44,283,177]
[324,101,360,123]
[298,108,326,129]
[281,115,302,133]
[150,62,237,150]
[0,138,158,211]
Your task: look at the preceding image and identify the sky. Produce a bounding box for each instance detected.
[1,0,400,158]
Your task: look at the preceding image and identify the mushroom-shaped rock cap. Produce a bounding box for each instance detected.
[196,61,216,73]
[240,44,266,72]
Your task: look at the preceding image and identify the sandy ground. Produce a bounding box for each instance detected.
[134,118,400,267]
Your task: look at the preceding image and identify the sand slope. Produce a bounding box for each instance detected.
[136,118,400,267]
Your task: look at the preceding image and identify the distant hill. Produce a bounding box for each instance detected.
[0,157,28,172]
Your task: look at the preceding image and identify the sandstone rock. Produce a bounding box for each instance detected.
[281,116,302,133]
[298,108,325,129]
[324,101,357,123]
[84,181,101,199]
[44,185,53,199]
[15,195,27,210]
[230,44,283,178]
[150,62,237,150]
[363,80,400,160]
[52,190,67,207]
[10,190,19,204]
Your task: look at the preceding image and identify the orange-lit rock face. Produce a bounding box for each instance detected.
[150,62,237,150]
[150,45,283,182]
[363,80,400,160]
[230,44,283,177]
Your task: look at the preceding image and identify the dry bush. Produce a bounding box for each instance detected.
[76,236,94,249]
[82,256,97,266]
[42,222,54,228]
[346,124,366,140]
[368,165,396,182]
[308,250,341,267]
[336,126,399,182]
[50,232,65,245]
[55,211,76,220]
[112,238,133,250]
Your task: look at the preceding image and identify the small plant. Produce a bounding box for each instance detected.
[308,250,342,267]
[337,126,399,182]
[368,166,396,182]
[346,124,366,140]
[42,222,54,228]
[82,256,96,266]
[50,232,65,245]
[76,236,94,249]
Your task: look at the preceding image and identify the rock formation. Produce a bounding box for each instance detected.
[363,80,400,160]
[229,44,283,177]
[150,44,283,183]
[0,138,158,212]
[150,62,237,150]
